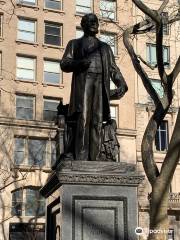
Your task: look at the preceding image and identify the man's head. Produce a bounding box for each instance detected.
[81,14,99,36]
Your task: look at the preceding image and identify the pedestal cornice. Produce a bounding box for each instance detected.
[40,161,144,198]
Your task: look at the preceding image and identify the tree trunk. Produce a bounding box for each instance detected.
[148,178,169,240]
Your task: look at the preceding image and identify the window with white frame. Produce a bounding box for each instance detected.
[146,44,170,67]
[163,46,170,66]
[76,0,91,14]
[43,98,59,121]
[28,139,47,166]
[100,32,117,54]
[11,187,45,217]
[14,137,25,165]
[16,56,36,81]
[16,95,35,120]
[45,0,62,10]
[14,137,56,167]
[17,18,36,42]
[100,0,116,20]
[0,13,3,37]
[17,0,36,5]
[110,105,118,124]
[155,120,169,151]
[44,60,61,84]
[76,28,83,38]
[44,21,62,46]
[150,79,164,98]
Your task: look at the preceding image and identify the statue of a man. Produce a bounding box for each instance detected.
[60,13,128,161]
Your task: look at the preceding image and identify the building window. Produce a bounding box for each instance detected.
[14,138,46,167]
[151,79,164,98]
[76,28,83,38]
[14,137,25,165]
[110,105,118,124]
[44,60,61,84]
[45,0,62,10]
[155,120,169,151]
[25,188,45,216]
[43,98,59,121]
[100,32,117,54]
[0,14,3,37]
[14,137,56,167]
[161,12,169,35]
[16,95,35,120]
[44,21,62,46]
[100,0,116,20]
[9,223,45,240]
[11,189,23,216]
[28,139,46,167]
[11,187,45,217]
[51,141,56,166]
[17,18,36,42]
[17,0,36,5]
[146,44,170,67]
[16,56,36,81]
[76,0,91,14]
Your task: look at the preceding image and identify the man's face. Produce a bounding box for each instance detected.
[83,15,99,35]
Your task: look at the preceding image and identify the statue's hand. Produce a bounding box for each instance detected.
[110,84,128,100]
[79,59,91,71]
[117,84,128,98]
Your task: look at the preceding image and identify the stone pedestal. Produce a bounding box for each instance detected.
[40,161,144,240]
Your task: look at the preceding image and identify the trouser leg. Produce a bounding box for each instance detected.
[75,73,103,161]
[89,74,103,161]
[75,74,94,160]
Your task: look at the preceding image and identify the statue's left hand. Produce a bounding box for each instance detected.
[117,84,128,98]
[110,84,128,100]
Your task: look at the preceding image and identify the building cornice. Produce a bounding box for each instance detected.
[117,128,137,137]
[0,117,58,130]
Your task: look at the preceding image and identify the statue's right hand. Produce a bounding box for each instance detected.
[79,59,91,70]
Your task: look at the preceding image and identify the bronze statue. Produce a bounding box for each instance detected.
[59,13,127,162]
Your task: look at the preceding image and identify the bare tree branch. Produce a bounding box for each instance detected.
[123,1,180,237]
[137,55,157,70]
[158,0,169,14]
[168,15,180,24]
[160,108,180,181]
[132,0,161,23]
[0,177,26,192]
[156,21,167,85]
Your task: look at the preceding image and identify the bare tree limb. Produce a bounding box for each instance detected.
[132,0,161,23]
[0,177,26,192]
[123,25,163,185]
[160,108,180,181]
[137,55,157,70]
[158,0,169,14]
[168,15,180,24]
[156,21,167,85]
[123,27,161,106]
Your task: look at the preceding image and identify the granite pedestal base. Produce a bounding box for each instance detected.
[40,161,144,240]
